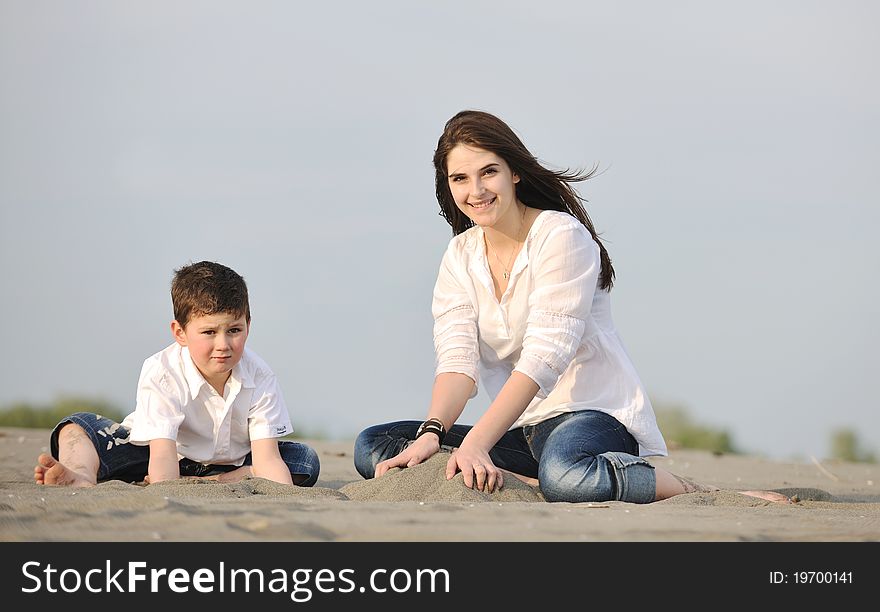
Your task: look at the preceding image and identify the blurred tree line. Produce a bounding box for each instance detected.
[829,428,876,463]
[0,398,871,460]
[0,397,126,428]
[654,404,876,463]
[0,396,318,439]
[654,405,737,454]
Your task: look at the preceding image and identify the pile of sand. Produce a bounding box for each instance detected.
[340,453,544,502]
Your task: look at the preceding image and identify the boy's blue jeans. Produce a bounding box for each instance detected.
[50,412,320,486]
[354,410,657,503]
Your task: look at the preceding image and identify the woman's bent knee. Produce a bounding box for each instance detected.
[537,452,655,503]
[539,475,615,503]
[353,429,378,479]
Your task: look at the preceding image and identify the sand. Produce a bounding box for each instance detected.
[1,427,878,541]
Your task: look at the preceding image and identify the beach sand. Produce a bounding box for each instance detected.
[1,427,878,541]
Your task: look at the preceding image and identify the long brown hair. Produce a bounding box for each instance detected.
[433,110,615,290]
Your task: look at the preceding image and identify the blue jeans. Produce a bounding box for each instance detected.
[354,410,656,503]
[51,412,321,486]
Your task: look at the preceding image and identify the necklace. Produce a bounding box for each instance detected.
[485,205,527,281]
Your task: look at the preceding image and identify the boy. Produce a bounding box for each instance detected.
[34,261,320,487]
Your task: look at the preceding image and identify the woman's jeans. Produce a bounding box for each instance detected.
[354,410,656,503]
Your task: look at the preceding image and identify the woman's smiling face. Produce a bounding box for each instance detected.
[446,144,520,229]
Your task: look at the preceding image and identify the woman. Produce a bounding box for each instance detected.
[354,110,787,504]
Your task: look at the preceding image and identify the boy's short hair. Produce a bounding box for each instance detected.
[171,261,250,327]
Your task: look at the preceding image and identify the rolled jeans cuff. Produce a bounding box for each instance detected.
[603,451,656,504]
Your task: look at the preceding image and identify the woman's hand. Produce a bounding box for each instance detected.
[445,442,503,493]
[374,434,440,478]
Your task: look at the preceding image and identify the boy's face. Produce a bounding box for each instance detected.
[171,311,249,390]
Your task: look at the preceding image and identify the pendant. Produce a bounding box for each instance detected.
[502,271,510,280]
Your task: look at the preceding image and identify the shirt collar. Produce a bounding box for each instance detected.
[181,346,254,400]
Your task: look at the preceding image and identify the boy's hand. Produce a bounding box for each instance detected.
[250,438,293,485]
[147,438,180,484]
[375,435,440,478]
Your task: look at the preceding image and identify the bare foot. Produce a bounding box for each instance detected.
[34,454,96,487]
[675,474,792,504]
[673,473,720,493]
[738,490,794,504]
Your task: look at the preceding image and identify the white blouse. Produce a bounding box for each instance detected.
[432,209,667,457]
[121,343,294,465]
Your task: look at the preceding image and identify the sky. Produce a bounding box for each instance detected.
[1,1,877,461]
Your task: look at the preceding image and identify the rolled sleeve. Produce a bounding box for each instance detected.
[514,223,598,395]
[247,371,294,441]
[432,244,480,390]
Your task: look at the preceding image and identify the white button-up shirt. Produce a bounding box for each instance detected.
[432,210,667,457]
[121,343,293,465]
